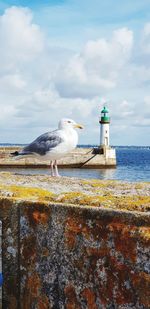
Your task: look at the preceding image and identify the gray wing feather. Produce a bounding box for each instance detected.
[20,130,63,156]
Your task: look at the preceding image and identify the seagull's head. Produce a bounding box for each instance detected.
[58,118,84,130]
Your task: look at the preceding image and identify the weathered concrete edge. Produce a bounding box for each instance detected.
[38,201,150,226]
[1,198,150,226]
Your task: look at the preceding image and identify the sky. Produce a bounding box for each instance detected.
[0,1,150,145]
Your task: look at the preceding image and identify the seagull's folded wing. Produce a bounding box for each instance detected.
[21,130,63,156]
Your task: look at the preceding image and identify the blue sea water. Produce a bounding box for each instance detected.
[60,146,150,182]
[0,145,150,182]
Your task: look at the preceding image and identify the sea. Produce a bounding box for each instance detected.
[0,145,150,182]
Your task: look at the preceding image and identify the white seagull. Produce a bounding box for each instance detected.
[11,118,84,176]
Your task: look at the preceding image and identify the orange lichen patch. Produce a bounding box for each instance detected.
[65,216,83,233]
[96,254,135,306]
[115,285,134,305]
[81,288,98,309]
[65,216,112,250]
[108,223,137,262]
[65,216,83,249]
[85,247,111,273]
[86,247,134,308]
[32,210,49,224]
[107,258,135,305]
[26,273,41,298]
[37,295,50,309]
[88,218,112,240]
[64,215,104,248]
[65,285,80,309]
[131,272,150,307]
[24,203,51,227]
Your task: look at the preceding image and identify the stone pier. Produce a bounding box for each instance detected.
[0,147,116,168]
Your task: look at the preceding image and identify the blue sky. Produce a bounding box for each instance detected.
[0,0,150,145]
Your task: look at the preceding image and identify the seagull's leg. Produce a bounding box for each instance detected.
[50,160,55,176]
[54,160,60,177]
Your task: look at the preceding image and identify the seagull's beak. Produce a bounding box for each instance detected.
[74,123,84,129]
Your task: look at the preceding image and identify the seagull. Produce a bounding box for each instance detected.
[11,118,84,176]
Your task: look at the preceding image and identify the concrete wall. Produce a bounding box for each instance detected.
[1,199,150,309]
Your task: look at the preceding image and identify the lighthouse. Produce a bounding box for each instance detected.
[97,105,116,165]
[99,106,110,147]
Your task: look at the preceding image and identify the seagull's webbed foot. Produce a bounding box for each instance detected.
[54,160,60,177]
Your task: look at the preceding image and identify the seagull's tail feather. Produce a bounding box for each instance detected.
[11,151,20,156]
[10,151,33,158]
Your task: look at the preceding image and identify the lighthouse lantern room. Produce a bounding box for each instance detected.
[99,106,110,147]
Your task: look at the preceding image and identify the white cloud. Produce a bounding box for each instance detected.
[0,6,44,72]
[0,6,149,145]
[55,28,133,98]
[0,6,46,140]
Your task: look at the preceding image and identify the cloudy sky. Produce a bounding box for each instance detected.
[0,0,150,145]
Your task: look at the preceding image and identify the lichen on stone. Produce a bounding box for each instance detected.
[0,172,149,212]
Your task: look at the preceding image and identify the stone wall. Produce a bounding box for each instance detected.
[1,199,150,309]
